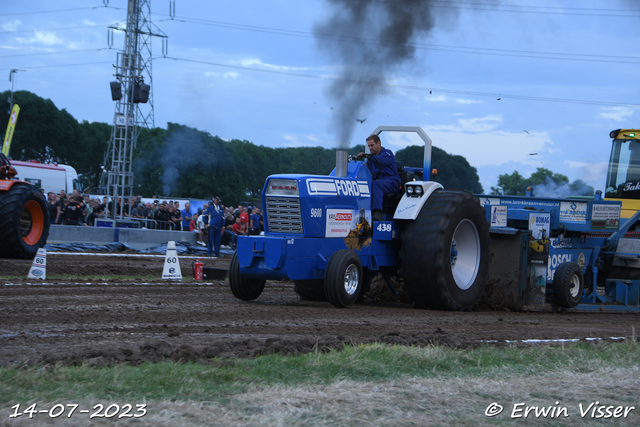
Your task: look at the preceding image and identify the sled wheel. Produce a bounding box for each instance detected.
[324,249,362,308]
[553,262,584,308]
[229,252,266,300]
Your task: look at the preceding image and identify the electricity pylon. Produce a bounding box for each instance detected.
[100,0,168,216]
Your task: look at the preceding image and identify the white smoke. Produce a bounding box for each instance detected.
[532,177,594,198]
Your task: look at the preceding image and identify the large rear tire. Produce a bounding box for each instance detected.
[324,249,362,308]
[229,252,266,300]
[0,183,50,259]
[399,189,490,310]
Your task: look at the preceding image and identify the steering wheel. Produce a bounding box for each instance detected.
[365,154,381,180]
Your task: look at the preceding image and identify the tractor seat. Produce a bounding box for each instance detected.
[382,161,416,213]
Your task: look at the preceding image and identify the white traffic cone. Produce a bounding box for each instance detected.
[27,248,47,280]
[162,241,183,280]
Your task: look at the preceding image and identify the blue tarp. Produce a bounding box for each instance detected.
[45,241,235,255]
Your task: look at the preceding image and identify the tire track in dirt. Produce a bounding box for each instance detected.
[1,253,639,366]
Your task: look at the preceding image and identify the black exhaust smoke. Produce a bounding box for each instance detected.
[314,0,461,149]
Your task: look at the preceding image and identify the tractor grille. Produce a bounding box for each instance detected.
[266,197,303,234]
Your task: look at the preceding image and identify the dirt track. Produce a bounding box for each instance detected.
[1,253,639,366]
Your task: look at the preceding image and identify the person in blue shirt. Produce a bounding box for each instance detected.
[357,134,401,221]
[249,208,262,235]
[181,202,193,232]
[207,196,225,257]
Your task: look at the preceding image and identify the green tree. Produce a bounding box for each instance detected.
[491,168,594,197]
[396,145,483,193]
[0,90,110,190]
[528,168,569,188]
[491,170,527,195]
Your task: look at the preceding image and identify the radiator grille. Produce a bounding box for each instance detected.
[266,197,303,234]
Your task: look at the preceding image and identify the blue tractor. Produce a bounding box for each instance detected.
[229,126,491,309]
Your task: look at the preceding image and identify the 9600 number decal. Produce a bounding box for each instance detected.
[310,208,322,218]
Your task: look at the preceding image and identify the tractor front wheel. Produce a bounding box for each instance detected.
[229,252,266,300]
[0,183,50,259]
[324,249,362,308]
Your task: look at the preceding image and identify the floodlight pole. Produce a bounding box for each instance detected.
[101,0,167,217]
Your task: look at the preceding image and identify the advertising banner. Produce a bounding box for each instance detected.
[2,104,20,156]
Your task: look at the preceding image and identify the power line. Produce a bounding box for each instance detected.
[0,61,112,70]
[6,14,638,65]
[0,48,112,59]
[158,56,640,108]
[0,5,120,17]
[0,23,117,34]
[371,0,640,17]
[160,15,640,65]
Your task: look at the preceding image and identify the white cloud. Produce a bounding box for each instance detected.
[3,19,21,31]
[425,94,447,102]
[454,98,482,105]
[282,133,324,147]
[599,107,635,122]
[15,31,63,46]
[564,160,608,190]
[239,58,307,71]
[398,91,419,102]
[304,134,322,143]
[424,95,481,105]
[383,115,551,169]
[224,72,239,79]
[427,115,502,133]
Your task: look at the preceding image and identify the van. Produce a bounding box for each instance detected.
[11,160,82,195]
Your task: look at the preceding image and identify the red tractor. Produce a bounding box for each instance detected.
[0,153,49,259]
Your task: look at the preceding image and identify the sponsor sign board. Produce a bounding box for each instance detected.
[591,203,620,230]
[559,201,587,224]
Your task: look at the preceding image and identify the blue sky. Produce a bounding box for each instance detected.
[2,1,639,194]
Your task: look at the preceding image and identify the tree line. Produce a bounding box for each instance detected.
[1,90,486,205]
[5,90,590,206]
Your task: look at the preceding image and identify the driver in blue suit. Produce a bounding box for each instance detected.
[357,134,400,221]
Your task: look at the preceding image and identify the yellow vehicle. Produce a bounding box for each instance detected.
[528,237,549,253]
[605,129,640,218]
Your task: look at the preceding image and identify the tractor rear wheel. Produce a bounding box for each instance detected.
[0,183,49,259]
[293,280,326,301]
[399,189,490,310]
[553,262,583,308]
[324,249,362,308]
[229,252,266,300]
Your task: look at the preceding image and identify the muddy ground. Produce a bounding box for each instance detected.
[1,253,639,367]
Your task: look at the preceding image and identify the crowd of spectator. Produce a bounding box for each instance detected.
[196,200,264,257]
[44,189,265,256]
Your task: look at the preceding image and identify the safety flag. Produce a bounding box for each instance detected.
[2,104,20,156]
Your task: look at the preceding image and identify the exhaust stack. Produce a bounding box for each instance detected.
[335,149,348,177]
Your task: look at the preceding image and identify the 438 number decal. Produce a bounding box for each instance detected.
[376,223,392,232]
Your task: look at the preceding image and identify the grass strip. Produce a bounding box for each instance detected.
[1,340,638,404]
